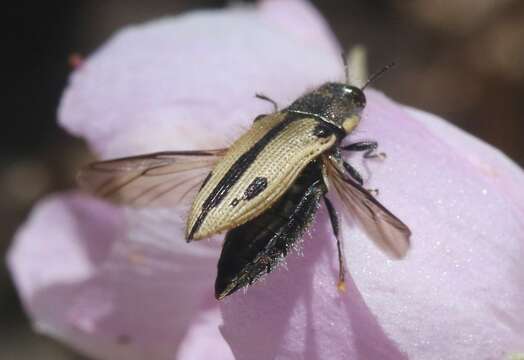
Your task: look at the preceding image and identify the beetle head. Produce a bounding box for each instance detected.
[336,84,366,134]
[287,82,366,136]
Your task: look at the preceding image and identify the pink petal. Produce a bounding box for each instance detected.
[58,0,341,159]
[405,106,524,209]
[177,305,234,360]
[220,91,524,359]
[7,193,229,359]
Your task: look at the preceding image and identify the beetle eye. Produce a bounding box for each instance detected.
[354,90,366,108]
[343,86,366,108]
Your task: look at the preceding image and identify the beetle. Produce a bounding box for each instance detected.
[78,62,411,300]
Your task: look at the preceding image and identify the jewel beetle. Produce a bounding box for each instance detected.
[78,62,411,300]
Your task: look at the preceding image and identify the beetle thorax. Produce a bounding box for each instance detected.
[287,82,366,136]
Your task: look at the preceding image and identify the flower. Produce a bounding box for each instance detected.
[7,0,524,359]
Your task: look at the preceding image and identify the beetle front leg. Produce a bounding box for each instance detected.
[342,140,386,159]
[323,196,346,292]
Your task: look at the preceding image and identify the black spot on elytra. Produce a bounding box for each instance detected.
[214,160,324,299]
[244,176,268,200]
[188,113,300,240]
[230,198,240,207]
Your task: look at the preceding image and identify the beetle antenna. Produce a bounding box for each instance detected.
[361,62,395,90]
[342,53,350,84]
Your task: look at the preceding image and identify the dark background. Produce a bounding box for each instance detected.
[2,0,523,358]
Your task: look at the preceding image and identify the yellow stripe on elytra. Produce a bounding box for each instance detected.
[187,115,336,239]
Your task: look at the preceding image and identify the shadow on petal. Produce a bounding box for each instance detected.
[220,207,405,359]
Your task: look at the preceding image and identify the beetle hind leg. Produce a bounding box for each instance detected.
[323,196,347,292]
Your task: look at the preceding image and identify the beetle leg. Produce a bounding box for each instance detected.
[336,155,379,195]
[344,162,379,195]
[325,151,364,185]
[324,196,339,236]
[323,196,346,292]
[366,189,380,197]
[342,140,386,160]
[255,93,278,112]
[367,188,379,196]
[342,161,364,186]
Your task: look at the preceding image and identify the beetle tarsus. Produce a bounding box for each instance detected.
[342,140,386,159]
[336,236,346,293]
[367,188,379,196]
[255,93,278,112]
[337,279,347,293]
[364,150,387,160]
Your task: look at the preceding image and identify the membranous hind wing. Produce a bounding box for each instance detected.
[324,155,411,259]
[77,149,227,207]
[215,161,325,300]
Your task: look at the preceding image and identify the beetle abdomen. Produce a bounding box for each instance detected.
[214,161,325,299]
